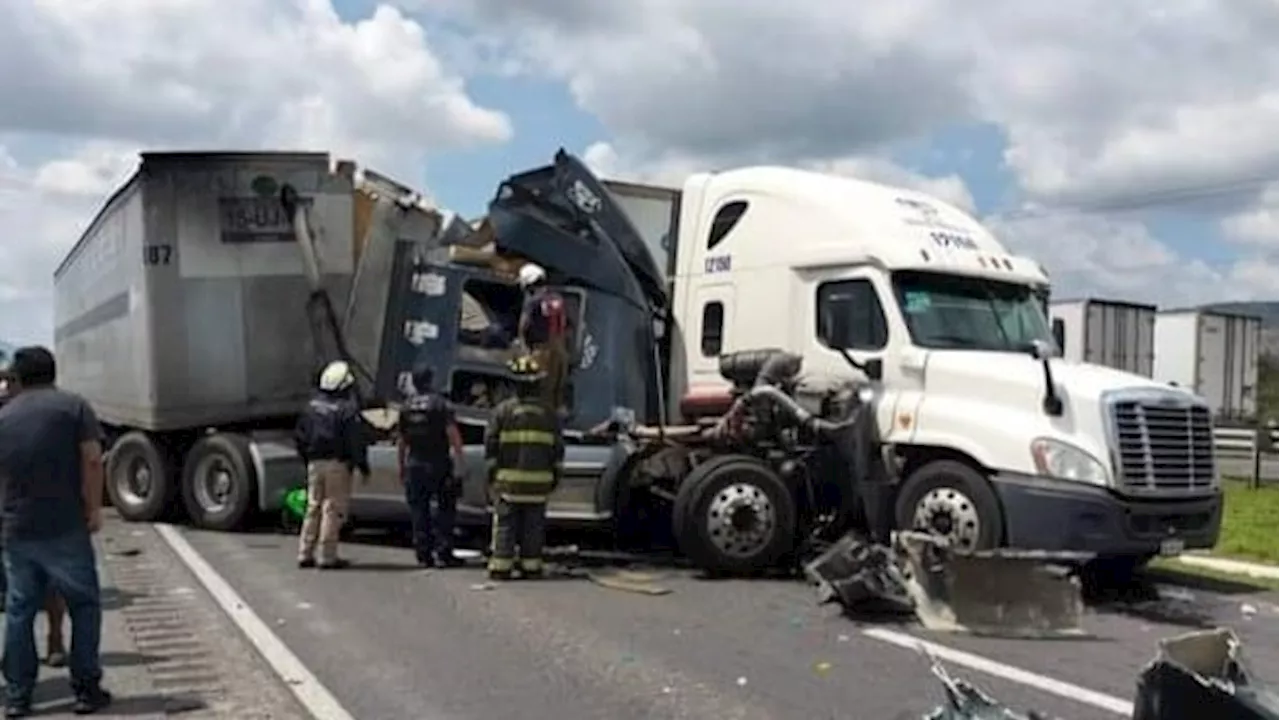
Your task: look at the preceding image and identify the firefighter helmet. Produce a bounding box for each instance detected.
[507,354,546,383]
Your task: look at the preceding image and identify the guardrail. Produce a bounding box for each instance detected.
[1213,425,1278,487]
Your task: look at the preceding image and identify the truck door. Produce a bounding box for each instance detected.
[357,261,464,515]
[689,284,735,388]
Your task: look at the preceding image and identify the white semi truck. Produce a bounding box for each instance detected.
[55,150,1222,574]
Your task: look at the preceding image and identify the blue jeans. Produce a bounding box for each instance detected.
[3,530,102,701]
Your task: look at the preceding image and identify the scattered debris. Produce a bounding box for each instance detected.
[805,531,1091,638]
[814,661,833,676]
[296,602,313,610]
[588,569,672,595]
[108,547,143,558]
[1240,603,1258,617]
[735,676,748,687]
[1133,628,1279,720]
[452,549,482,560]
[922,650,1055,720]
[469,582,497,591]
[1157,587,1196,603]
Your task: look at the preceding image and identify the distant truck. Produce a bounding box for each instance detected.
[1049,298,1155,377]
[1154,308,1261,421]
[55,149,1223,575]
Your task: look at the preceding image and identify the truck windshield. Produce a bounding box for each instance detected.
[892,271,1052,352]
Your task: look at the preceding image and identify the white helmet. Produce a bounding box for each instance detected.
[319,361,355,392]
[517,263,546,288]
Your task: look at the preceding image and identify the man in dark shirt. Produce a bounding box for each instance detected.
[0,347,112,716]
[396,364,465,568]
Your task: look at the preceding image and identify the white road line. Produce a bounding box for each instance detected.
[862,627,1135,717]
[154,524,355,720]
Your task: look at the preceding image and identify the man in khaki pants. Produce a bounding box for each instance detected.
[294,361,369,570]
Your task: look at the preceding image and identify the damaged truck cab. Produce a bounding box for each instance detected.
[377,151,1223,571]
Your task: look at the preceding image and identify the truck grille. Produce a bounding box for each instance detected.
[1110,398,1215,493]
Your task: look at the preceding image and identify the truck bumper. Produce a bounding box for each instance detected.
[990,471,1222,556]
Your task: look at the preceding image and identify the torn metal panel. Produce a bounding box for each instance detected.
[923,652,1056,720]
[896,532,1091,638]
[805,531,1091,638]
[1132,628,1279,720]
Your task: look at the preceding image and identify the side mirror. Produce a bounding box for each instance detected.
[864,358,884,381]
[1030,339,1052,362]
[1051,318,1065,355]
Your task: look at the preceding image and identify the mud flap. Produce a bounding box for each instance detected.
[896,531,1092,638]
[1132,628,1279,720]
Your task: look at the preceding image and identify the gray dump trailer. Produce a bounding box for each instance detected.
[54,152,365,529]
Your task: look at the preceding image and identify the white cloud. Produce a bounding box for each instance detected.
[0,0,510,344]
[584,140,976,212]
[1221,183,1279,247]
[429,0,1277,205]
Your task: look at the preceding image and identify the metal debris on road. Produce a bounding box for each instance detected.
[1241,603,1258,616]
[735,677,748,687]
[587,569,672,595]
[805,531,1091,639]
[470,582,498,591]
[1133,628,1280,720]
[108,547,143,557]
[921,650,1054,720]
[814,661,833,676]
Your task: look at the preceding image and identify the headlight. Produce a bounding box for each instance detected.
[1030,438,1108,484]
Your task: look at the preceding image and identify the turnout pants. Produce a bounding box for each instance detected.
[488,498,547,575]
[298,459,353,563]
[405,463,458,562]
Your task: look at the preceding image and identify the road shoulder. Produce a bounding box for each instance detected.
[23,513,312,719]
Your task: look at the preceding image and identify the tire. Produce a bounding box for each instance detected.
[672,454,797,575]
[894,459,1003,552]
[105,431,174,522]
[182,433,258,531]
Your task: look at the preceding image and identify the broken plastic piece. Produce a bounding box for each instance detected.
[1132,628,1279,720]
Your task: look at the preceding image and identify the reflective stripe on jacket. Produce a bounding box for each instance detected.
[485,400,562,502]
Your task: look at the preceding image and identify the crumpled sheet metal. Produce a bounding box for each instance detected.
[804,531,1091,638]
[803,533,913,614]
[895,532,1092,639]
[1132,628,1279,720]
[922,650,1056,720]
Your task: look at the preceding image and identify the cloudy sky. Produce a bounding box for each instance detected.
[1,0,1276,345]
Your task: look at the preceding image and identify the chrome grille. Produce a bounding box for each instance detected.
[1109,398,1215,492]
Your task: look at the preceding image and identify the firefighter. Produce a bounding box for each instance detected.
[294,360,370,570]
[484,355,564,580]
[516,263,569,412]
[396,363,466,568]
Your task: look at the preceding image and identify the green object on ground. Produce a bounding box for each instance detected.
[284,487,308,522]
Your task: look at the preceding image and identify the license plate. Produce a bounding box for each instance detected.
[1159,538,1185,557]
[219,196,309,244]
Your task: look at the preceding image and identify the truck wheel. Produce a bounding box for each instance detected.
[672,455,796,575]
[182,433,257,532]
[894,460,1002,552]
[105,432,173,522]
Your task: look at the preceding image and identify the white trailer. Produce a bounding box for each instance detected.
[1154,308,1261,421]
[1049,298,1156,377]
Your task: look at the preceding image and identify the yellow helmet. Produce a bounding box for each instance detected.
[507,354,546,382]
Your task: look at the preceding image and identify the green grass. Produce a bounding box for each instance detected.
[1211,479,1278,564]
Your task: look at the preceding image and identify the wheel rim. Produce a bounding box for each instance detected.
[193,454,235,515]
[117,454,153,506]
[706,480,776,558]
[912,486,981,551]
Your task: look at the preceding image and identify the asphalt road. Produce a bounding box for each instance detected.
[171,526,1279,720]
